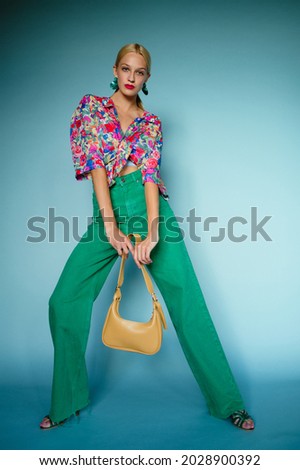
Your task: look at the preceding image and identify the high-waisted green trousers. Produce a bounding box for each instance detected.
[48,169,245,424]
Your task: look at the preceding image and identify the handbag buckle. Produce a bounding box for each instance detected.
[151,292,158,302]
[114,286,121,300]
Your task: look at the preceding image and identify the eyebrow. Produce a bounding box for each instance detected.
[121,63,146,71]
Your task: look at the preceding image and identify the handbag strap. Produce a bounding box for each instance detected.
[115,233,167,329]
[116,233,158,301]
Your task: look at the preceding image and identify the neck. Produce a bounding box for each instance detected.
[110,90,138,113]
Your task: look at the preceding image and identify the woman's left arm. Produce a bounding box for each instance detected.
[133,181,159,268]
[133,118,163,268]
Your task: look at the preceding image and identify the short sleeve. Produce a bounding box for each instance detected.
[70,94,105,180]
[140,119,163,188]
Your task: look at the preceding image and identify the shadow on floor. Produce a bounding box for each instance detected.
[0,376,299,450]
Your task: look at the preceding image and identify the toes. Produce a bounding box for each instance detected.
[242,419,255,430]
[40,416,52,428]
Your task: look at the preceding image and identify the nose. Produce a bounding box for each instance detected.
[128,72,135,83]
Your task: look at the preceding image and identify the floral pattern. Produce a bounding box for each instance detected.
[70,94,169,199]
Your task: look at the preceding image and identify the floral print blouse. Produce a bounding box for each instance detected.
[70,94,169,200]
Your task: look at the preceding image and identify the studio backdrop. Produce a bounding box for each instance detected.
[1,0,299,426]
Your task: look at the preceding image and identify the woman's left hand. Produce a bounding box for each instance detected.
[132,235,159,269]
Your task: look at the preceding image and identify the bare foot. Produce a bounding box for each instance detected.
[39,410,79,430]
[230,410,255,430]
[39,415,64,430]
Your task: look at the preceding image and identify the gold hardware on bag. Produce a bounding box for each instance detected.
[102,233,167,355]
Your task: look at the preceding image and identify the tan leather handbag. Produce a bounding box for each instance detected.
[102,233,167,355]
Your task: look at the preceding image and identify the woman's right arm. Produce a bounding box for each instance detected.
[70,94,134,261]
[91,167,135,260]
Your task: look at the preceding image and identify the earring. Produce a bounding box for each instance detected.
[110,77,118,90]
[142,82,149,95]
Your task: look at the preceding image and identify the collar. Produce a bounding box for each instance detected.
[101,96,156,122]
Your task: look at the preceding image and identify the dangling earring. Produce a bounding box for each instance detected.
[110,77,118,90]
[142,82,149,95]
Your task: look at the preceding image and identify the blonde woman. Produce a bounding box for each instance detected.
[40,43,255,431]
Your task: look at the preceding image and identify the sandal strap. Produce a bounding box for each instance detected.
[40,415,65,429]
[230,409,252,427]
[40,410,80,429]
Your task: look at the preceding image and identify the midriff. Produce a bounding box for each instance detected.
[119,161,140,176]
[119,166,139,176]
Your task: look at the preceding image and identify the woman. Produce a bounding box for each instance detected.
[40,43,255,431]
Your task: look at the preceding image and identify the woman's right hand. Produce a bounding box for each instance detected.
[105,224,135,260]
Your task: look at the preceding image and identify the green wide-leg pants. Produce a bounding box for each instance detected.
[48,169,245,423]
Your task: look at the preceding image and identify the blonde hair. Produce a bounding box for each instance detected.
[113,43,151,111]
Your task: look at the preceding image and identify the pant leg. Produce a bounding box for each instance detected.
[48,218,119,423]
[147,195,245,419]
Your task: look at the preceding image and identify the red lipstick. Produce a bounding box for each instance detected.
[125,84,135,89]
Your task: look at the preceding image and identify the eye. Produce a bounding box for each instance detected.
[122,67,129,72]
[137,71,145,76]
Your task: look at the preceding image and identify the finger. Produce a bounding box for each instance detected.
[142,246,151,263]
[127,241,135,255]
[134,255,142,269]
[122,244,129,255]
[133,246,142,269]
[139,245,150,264]
[144,248,152,263]
[140,252,148,264]
[118,246,128,258]
[136,244,145,263]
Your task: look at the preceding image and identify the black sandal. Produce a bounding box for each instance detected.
[39,410,80,430]
[40,415,65,430]
[230,409,255,431]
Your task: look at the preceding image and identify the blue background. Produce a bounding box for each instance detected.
[1,0,299,450]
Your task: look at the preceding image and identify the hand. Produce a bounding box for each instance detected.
[132,235,159,269]
[105,225,135,259]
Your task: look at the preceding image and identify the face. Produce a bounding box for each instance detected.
[113,52,150,96]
